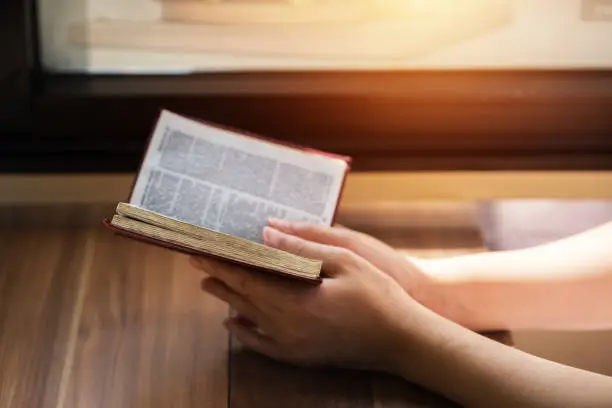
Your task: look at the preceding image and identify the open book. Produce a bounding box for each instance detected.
[104,110,351,282]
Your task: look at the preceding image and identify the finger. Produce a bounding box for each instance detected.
[268,219,399,275]
[193,256,304,307]
[201,277,261,324]
[191,256,258,295]
[224,317,281,360]
[233,314,258,330]
[232,314,271,337]
[268,218,357,248]
[263,227,357,277]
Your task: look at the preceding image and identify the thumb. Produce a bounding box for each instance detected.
[263,227,357,277]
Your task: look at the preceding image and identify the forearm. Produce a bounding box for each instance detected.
[394,307,612,408]
[413,222,612,331]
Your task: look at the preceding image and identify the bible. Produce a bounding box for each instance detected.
[104,109,351,283]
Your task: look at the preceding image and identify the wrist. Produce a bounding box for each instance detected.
[382,301,445,378]
[408,257,480,330]
[414,257,513,331]
[391,308,519,408]
[385,301,482,393]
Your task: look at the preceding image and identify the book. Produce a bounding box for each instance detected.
[104,109,351,283]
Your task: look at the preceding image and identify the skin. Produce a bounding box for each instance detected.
[189,220,612,407]
[265,219,612,332]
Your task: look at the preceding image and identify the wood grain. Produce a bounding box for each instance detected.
[0,204,513,408]
[60,231,229,408]
[0,228,92,408]
[0,219,229,408]
[230,345,460,408]
[230,346,374,408]
[371,374,458,408]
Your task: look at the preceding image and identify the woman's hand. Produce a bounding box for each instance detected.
[267,218,429,295]
[191,224,612,408]
[265,219,456,324]
[190,226,430,374]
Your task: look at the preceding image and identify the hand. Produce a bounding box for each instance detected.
[266,219,442,315]
[190,226,429,373]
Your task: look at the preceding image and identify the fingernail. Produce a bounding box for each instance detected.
[262,226,280,247]
[268,217,290,229]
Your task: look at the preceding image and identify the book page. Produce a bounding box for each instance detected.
[130,110,348,243]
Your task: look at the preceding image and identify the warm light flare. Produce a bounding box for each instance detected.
[366,0,464,19]
[42,0,612,71]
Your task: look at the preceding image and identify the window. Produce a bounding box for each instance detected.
[2,0,612,173]
[38,0,612,73]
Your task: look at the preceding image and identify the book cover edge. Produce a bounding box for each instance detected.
[102,218,323,285]
[331,159,351,226]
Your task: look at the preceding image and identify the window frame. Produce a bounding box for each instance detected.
[1,0,611,173]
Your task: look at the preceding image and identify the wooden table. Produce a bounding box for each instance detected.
[0,204,511,408]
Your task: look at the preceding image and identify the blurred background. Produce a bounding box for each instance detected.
[1,0,612,407]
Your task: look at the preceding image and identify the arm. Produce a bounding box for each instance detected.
[267,218,612,331]
[394,305,612,408]
[417,221,612,331]
[191,226,612,408]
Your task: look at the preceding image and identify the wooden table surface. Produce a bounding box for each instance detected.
[0,204,511,408]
